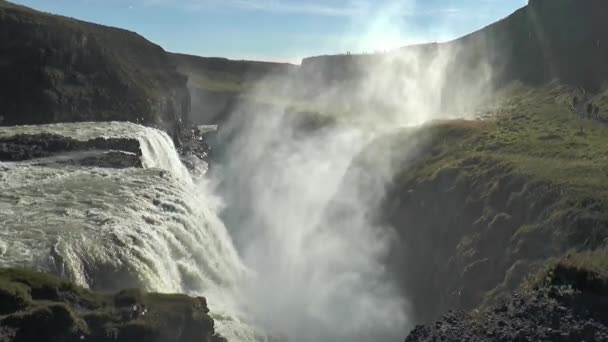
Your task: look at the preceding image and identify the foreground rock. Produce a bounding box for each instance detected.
[406,257,608,342]
[407,289,608,341]
[0,269,226,342]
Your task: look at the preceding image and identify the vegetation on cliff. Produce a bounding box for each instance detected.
[365,81,608,328]
[0,268,226,342]
[406,249,608,341]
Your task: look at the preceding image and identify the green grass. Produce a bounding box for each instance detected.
[383,82,608,313]
[397,83,608,249]
[522,248,608,296]
[401,82,608,195]
[559,249,608,279]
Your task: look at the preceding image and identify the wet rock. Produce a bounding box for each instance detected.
[405,286,608,342]
[0,268,226,342]
[77,151,142,168]
[30,151,143,169]
[0,133,143,168]
[177,125,212,174]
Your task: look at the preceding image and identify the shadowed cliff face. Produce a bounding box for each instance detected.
[0,1,190,140]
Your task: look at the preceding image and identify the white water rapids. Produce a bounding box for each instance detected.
[0,122,261,341]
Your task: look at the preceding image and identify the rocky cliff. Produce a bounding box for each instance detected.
[0,1,190,140]
[406,251,608,341]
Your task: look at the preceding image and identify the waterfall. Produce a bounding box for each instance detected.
[132,125,192,181]
[0,122,262,341]
[0,122,191,181]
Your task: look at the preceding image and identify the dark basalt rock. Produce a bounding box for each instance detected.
[29,151,143,169]
[0,268,227,342]
[405,260,608,342]
[177,126,212,173]
[0,133,143,168]
[0,129,211,172]
[0,133,80,161]
[77,151,142,168]
[405,287,608,342]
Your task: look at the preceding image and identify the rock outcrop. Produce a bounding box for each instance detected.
[406,257,608,341]
[0,133,143,168]
[406,288,608,342]
[0,268,226,342]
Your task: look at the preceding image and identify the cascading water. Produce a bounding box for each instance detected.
[0,122,262,341]
[0,122,191,180]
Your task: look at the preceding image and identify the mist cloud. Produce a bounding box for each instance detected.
[201,29,496,342]
[183,0,501,340]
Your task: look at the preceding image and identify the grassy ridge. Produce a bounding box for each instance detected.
[171,53,296,93]
[371,82,608,321]
[404,83,608,193]
[404,82,608,258]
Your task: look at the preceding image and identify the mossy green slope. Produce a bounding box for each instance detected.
[0,268,225,342]
[371,82,608,323]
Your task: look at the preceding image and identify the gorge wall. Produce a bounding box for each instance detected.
[0,1,190,140]
[325,122,608,329]
[170,53,296,126]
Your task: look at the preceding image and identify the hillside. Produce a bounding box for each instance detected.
[0,0,190,140]
[170,53,296,125]
[171,53,296,93]
[323,80,608,340]
[301,0,608,95]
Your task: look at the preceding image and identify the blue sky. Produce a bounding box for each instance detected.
[12,0,527,63]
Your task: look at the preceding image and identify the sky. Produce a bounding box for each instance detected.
[12,0,527,63]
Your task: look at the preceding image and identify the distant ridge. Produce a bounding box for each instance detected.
[302,0,608,91]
